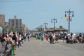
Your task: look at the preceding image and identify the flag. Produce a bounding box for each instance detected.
[70,17,72,23]
[67,16,69,22]
[66,16,72,23]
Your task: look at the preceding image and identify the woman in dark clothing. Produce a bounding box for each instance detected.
[82,34,84,43]
[49,35,53,44]
[65,34,69,43]
[79,33,82,43]
[0,33,6,43]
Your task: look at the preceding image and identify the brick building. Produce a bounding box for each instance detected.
[0,14,5,26]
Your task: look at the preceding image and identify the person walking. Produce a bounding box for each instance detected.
[49,34,53,44]
[45,33,49,41]
[27,32,31,41]
[52,33,56,44]
[41,33,44,41]
[79,33,83,43]
[72,33,77,43]
[18,33,22,47]
[8,32,15,56]
[65,34,69,43]
[12,32,17,50]
[82,34,84,43]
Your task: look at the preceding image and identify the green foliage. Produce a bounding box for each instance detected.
[2,26,16,33]
[2,26,6,33]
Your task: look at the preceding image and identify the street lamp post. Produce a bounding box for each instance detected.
[51,18,57,31]
[40,25,43,32]
[44,23,48,31]
[65,9,74,33]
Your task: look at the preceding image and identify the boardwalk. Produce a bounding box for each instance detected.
[16,38,84,56]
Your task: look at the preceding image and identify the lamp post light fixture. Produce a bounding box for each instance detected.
[65,9,74,33]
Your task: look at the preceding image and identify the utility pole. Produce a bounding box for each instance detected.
[51,18,57,31]
[65,9,74,33]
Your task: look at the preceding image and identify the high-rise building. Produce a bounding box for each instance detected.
[0,14,5,26]
[9,16,22,32]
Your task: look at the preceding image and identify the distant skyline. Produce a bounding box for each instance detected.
[0,0,84,33]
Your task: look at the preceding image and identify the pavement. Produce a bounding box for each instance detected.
[15,38,84,56]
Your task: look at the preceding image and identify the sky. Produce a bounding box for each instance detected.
[0,0,84,33]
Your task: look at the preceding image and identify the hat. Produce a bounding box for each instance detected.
[9,32,13,36]
[73,33,76,35]
[68,34,70,36]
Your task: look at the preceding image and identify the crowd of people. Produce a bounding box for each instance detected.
[0,32,27,56]
[0,31,84,56]
[33,32,84,44]
[65,33,84,44]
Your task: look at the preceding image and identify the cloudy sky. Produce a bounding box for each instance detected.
[0,0,84,33]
